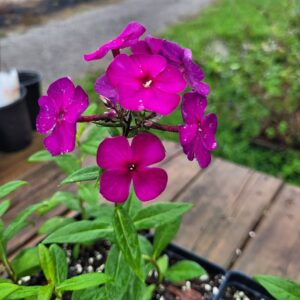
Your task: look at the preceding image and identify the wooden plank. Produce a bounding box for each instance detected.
[0,133,43,184]
[155,151,202,203]
[173,159,282,268]
[232,184,300,281]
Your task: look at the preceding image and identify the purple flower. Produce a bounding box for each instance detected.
[106,53,186,115]
[132,36,210,96]
[36,77,89,156]
[97,133,168,203]
[179,92,218,168]
[84,21,146,61]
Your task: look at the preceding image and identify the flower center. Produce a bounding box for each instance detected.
[57,110,66,122]
[197,121,203,133]
[128,163,136,172]
[143,79,153,88]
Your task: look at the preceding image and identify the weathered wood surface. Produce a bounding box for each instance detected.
[0,137,300,282]
[233,184,300,281]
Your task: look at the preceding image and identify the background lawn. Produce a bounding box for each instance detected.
[80,0,300,185]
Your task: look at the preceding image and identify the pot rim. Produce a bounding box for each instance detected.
[18,70,42,86]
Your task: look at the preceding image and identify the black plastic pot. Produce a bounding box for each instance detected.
[0,87,33,152]
[216,271,274,300]
[18,71,42,130]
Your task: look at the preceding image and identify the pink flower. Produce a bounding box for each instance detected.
[106,53,186,115]
[36,77,89,156]
[132,36,210,96]
[84,21,146,61]
[97,133,168,203]
[179,92,218,168]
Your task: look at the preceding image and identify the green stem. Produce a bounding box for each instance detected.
[143,255,162,284]
[2,255,17,283]
[79,198,87,220]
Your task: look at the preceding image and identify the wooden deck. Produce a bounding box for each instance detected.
[1,134,300,282]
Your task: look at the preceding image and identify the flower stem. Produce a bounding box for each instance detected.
[77,111,116,123]
[144,121,179,132]
[112,49,120,57]
[2,254,17,283]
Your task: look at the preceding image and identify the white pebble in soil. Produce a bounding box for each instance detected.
[87,265,94,273]
[200,274,209,281]
[213,286,219,295]
[75,264,83,274]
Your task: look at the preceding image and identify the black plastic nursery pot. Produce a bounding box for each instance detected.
[0,87,33,152]
[18,70,42,130]
[162,242,226,300]
[216,271,275,300]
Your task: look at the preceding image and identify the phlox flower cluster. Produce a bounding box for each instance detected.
[36,21,218,203]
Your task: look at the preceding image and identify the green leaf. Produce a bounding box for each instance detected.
[121,273,146,300]
[37,192,79,215]
[11,247,40,278]
[133,202,192,230]
[78,184,100,206]
[86,203,114,223]
[0,200,11,217]
[28,150,53,162]
[56,273,111,292]
[80,126,108,156]
[123,191,142,218]
[105,245,132,300]
[49,244,68,285]
[43,220,113,244]
[38,244,56,284]
[157,255,169,280]
[38,285,54,300]
[0,283,19,300]
[55,154,80,175]
[38,217,75,235]
[142,284,156,300]
[113,205,143,281]
[6,285,40,299]
[3,203,42,244]
[72,287,108,300]
[138,235,153,257]
[0,181,27,199]
[153,217,181,259]
[62,166,100,184]
[254,275,300,300]
[165,260,207,283]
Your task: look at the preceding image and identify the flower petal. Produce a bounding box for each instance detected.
[84,21,146,61]
[64,85,89,123]
[131,40,152,54]
[194,136,211,168]
[36,96,57,134]
[179,124,198,146]
[47,77,75,108]
[107,54,141,88]
[154,64,186,93]
[43,122,76,156]
[97,136,132,170]
[143,88,181,115]
[133,167,168,201]
[131,133,165,166]
[131,54,167,78]
[181,92,207,124]
[95,75,118,103]
[100,170,131,203]
[118,86,145,111]
[161,40,184,64]
[202,113,218,151]
[182,141,195,161]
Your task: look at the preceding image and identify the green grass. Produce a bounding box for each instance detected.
[159,0,300,185]
[79,0,300,185]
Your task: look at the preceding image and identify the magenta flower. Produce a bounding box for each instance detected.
[132,36,210,96]
[36,77,89,156]
[84,21,146,61]
[97,133,168,203]
[106,53,186,115]
[179,92,218,168]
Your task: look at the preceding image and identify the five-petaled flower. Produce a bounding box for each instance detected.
[105,53,186,115]
[179,92,218,168]
[36,77,89,156]
[83,21,146,61]
[131,36,210,96]
[97,133,168,203]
